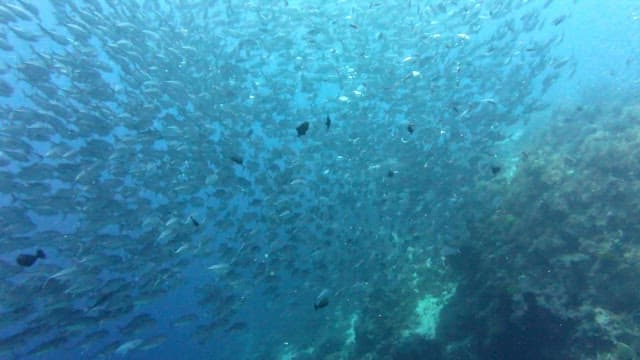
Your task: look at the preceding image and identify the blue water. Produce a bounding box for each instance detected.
[1,1,639,359]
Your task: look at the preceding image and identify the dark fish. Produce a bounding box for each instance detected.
[387,170,395,178]
[552,15,567,26]
[0,79,13,97]
[314,288,330,310]
[189,216,199,227]
[407,123,415,134]
[325,115,331,130]
[491,165,501,175]
[16,249,45,267]
[296,121,309,137]
[230,155,243,165]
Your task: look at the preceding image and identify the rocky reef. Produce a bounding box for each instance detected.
[438,103,640,359]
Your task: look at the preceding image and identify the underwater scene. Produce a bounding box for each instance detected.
[1,0,640,359]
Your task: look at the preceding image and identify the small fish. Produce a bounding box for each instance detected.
[207,263,229,271]
[175,244,189,254]
[115,339,143,356]
[173,313,198,327]
[325,115,331,130]
[552,15,567,26]
[387,170,395,178]
[230,155,243,165]
[491,165,501,175]
[86,288,119,312]
[440,245,461,257]
[226,321,248,332]
[314,288,330,310]
[407,123,415,134]
[296,121,309,137]
[16,249,45,267]
[189,215,199,227]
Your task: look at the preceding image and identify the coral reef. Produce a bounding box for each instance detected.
[438,103,640,359]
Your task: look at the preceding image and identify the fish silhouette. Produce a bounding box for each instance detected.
[296,121,309,137]
[16,249,46,267]
[314,288,330,310]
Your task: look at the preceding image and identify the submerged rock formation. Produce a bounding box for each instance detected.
[437,104,640,359]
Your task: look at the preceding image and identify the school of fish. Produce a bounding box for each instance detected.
[0,0,575,358]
